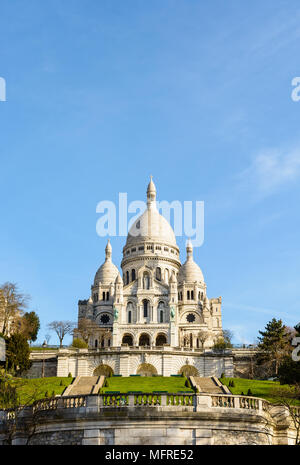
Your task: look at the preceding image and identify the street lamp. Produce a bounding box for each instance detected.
[41,340,47,378]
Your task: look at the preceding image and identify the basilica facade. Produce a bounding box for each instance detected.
[77,178,223,354]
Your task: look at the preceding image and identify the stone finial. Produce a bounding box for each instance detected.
[147,176,157,207]
[105,239,112,261]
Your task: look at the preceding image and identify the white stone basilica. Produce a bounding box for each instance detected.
[77,178,223,354]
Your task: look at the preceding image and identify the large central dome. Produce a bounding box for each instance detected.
[125,177,177,248]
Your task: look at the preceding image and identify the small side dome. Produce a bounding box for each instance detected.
[94,240,119,285]
[178,240,204,284]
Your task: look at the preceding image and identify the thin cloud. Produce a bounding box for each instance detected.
[238,147,300,196]
[224,302,297,322]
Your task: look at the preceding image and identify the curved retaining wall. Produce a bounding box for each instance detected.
[0,393,297,445]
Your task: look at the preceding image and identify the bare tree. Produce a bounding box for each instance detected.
[47,321,75,347]
[0,283,29,337]
[271,383,300,445]
[74,319,113,348]
[197,330,209,348]
[74,318,98,345]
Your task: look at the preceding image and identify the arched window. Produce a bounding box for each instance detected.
[127,302,133,323]
[102,292,105,301]
[122,334,133,346]
[190,333,193,347]
[131,269,136,281]
[95,339,98,348]
[143,272,150,289]
[139,333,150,346]
[143,299,149,318]
[164,269,169,283]
[191,290,194,300]
[126,271,129,285]
[187,290,190,300]
[106,292,109,301]
[158,301,164,323]
[101,339,105,348]
[156,333,167,346]
[93,293,98,303]
[156,267,161,281]
[108,339,111,347]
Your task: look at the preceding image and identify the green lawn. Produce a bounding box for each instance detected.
[100,376,194,394]
[9,376,73,405]
[221,377,300,405]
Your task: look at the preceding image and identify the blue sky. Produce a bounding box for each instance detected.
[0,0,300,345]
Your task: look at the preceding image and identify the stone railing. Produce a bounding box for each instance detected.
[101,392,195,407]
[32,395,86,413]
[210,394,269,411]
[1,393,298,420]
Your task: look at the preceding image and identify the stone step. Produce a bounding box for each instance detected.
[64,376,100,396]
[193,377,224,394]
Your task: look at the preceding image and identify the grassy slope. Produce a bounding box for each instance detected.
[10,377,73,405]
[100,376,193,394]
[221,377,300,404]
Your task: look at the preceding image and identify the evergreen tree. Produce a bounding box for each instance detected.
[22,311,40,342]
[5,333,31,373]
[256,318,290,376]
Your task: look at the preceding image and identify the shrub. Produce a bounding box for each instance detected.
[231,380,235,387]
[241,391,244,396]
[185,379,191,388]
[51,390,55,398]
[247,389,253,396]
[71,338,88,349]
[68,372,72,378]
[45,391,49,398]
[220,373,225,379]
[59,380,63,386]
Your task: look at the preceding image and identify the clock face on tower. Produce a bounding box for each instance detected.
[186,313,196,323]
[100,314,110,324]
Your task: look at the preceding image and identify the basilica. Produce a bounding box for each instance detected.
[77,178,223,355]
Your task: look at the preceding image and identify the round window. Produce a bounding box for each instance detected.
[100,314,110,324]
[186,313,196,323]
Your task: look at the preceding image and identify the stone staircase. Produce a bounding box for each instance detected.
[191,376,231,394]
[63,376,104,396]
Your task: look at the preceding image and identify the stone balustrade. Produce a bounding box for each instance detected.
[1,392,299,445]
[1,392,291,419]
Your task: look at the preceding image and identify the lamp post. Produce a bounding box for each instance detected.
[41,340,47,378]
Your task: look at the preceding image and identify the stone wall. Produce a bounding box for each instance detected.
[25,347,258,380]
[0,394,297,445]
[56,348,234,378]
[27,430,84,445]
